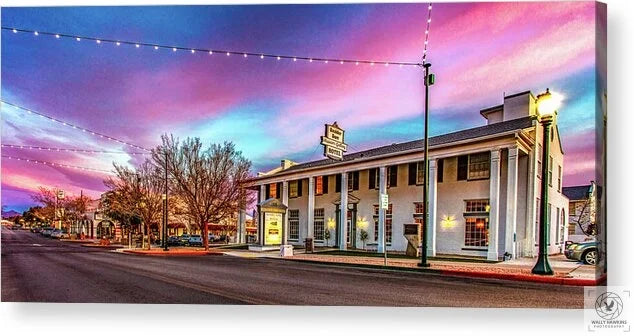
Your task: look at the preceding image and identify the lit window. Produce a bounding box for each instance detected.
[464,199,490,247]
[464,218,488,247]
[289,181,299,198]
[315,176,323,195]
[269,183,277,198]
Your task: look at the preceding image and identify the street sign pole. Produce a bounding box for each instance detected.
[381,193,388,266]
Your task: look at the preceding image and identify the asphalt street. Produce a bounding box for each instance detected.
[1,227,584,307]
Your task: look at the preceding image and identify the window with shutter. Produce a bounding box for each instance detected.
[369,168,377,189]
[408,163,417,185]
[457,155,468,180]
[437,159,444,183]
[388,165,398,188]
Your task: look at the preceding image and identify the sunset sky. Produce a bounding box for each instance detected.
[1,2,603,212]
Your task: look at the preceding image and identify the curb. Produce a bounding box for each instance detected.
[274,257,605,286]
[122,249,225,257]
[81,244,124,249]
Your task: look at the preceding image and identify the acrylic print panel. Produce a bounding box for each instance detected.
[1,1,606,307]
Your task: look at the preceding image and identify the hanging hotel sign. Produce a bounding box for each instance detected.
[321,122,348,161]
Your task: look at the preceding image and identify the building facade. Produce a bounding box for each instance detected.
[563,182,599,243]
[245,90,569,260]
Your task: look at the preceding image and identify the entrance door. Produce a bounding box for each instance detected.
[336,204,357,249]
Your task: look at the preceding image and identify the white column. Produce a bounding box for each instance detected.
[259,185,266,245]
[427,159,438,256]
[307,177,315,239]
[339,172,348,250]
[488,149,501,261]
[377,167,387,253]
[505,147,519,258]
[282,181,289,246]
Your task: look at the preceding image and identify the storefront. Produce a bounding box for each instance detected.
[244,91,569,260]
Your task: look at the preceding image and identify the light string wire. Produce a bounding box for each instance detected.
[1,101,151,152]
[2,155,113,174]
[422,3,433,63]
[1,144,148,155]
[2,26,423,68]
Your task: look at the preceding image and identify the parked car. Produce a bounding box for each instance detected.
[188,234,203,246]
[564,241,597,265]
[30,226,42,233]
[179,234,191,246]
[208,233,219,242]
[41,227,54,237]
[167,236,180,246]
[50,229,63,239]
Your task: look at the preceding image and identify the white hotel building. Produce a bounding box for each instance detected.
[245,90,569,260]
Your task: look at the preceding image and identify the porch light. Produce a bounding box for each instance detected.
[357,217,368,230]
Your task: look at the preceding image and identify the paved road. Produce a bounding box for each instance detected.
[1,227,584,307]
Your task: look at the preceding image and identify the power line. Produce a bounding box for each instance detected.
[2,26,423,68]
[1,144,148,155]
[2,155,113,174]
[1,101,151,152]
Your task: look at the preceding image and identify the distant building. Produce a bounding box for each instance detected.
[563,181,600,243]
[245,90,569,260]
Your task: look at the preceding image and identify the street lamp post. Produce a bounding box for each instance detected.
[532,88,558,275]
[163,149,169,251]
[419,62,434,268]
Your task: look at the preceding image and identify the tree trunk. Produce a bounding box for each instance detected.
[146,223,151,250]
[203,222,209,251]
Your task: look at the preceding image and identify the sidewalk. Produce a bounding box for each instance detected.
[275,250,605,286]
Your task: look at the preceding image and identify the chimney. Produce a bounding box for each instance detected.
[280,159,296,170]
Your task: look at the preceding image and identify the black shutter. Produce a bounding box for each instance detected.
[265,184,271,199]
[277,182,282,199]
[369,168,376,189]
[457,155,468,181]
[323,176,329,194]
[388,165,398,188]
[437,159,444,183]
[335,174,341,192]
[297,179,303,197]
[408,163,417,185]
[353,171,359,190]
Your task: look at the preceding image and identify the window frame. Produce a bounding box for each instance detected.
[467,152,491,180]
[314,208,325,241]
[373,203,393,244]
[288,209,300,241]
[289,180,299,198]
[315,176,324,196]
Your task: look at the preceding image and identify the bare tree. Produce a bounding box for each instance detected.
[573,198,596,237]
[104,160,164,249]
[153,134,252,250]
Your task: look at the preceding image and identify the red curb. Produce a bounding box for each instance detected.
[81,243,124,248]
[122,249,224,256]
[440,269,606,286]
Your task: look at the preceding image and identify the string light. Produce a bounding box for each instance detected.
[1,101,151,152]
[2,155,113,174]
[1,144,147,155]
[422,2,433,63]
[1,26,423,68]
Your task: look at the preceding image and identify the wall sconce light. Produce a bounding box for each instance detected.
[357,216,368,229]
[327,218,336,230]
[440,215,457,229]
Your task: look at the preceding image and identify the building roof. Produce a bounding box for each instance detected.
[562,185,591,201]
[269,116,536,176]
